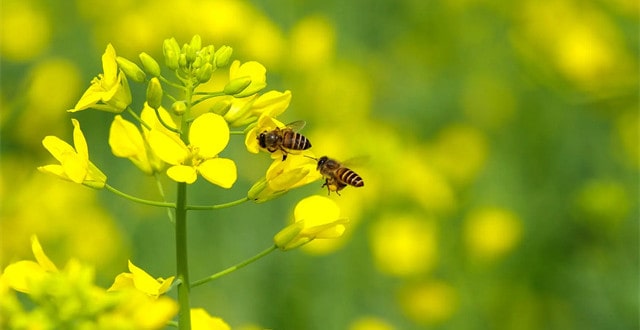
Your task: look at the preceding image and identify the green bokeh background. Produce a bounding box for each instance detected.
[1,0,638,329]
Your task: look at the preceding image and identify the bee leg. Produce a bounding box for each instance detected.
[281,154,288,161]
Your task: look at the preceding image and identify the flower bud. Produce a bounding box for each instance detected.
[247,177,268,200]
[171,100,187,115]
[210,100,232,116]
[116,56,146,83]
[190,34,202,51]
[139,52,161,77]
[223,76,252,96]
[163,37,181,70]
[146,77,163,109]
[184,43,197,64]
[196,63,213,83]
[274,223,306,250]
[214,46,233,68]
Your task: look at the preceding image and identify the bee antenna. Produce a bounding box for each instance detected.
[303,155,318,161]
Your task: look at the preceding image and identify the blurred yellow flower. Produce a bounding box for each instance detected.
[274,195,348,250]
[38,119,107,189]
[191,308,231,330]
[108,260,174,298]
[349,316,396,330]
[399,281,458,325]
[148,113,237,188]
[69,44,132,113]
[0,2,51,61]
[464,207,522,261]
[1,236,58,293]
[1,236,177,329]
[109,114,164,175]
[369,215,438,277]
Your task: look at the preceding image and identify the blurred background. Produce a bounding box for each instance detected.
[1,0,638,329]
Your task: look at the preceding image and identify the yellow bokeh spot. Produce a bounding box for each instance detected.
[399,281,458,324]
[429,123,489,185]
[17,59,82,148]
[349,316,396,330]
[370,215,438,277]
[290,15,335,70]
[401,153,457,214]
[464,207,522,261]
[0,1,51,61]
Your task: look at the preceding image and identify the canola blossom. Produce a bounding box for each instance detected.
[69,44,131,113]
[148,112,237,188]
[38,118,107,188]
[108,260,175,298]
[274,195,349,250]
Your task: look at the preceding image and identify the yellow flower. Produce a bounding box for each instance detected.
[108,260,174,298]
[274,195,349,250]
[38,118,107,189]
[1,236,58,293]
[226,60,267,98]
[191,308,231,330]
[248,153,321,202]
[109,114,164,175]
[148,113,237,188]
[224,89,291,127]
[69,43,132,113]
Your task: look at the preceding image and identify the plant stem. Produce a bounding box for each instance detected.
[105,184,175,208]
[186,197,249,210]
[190,245,278,288]
[175,182,191,330]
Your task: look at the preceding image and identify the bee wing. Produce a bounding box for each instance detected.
[284,120,306,132]
[341,155,370,168]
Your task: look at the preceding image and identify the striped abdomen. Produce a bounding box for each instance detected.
[282,130,311,151]
[335,167,364,187]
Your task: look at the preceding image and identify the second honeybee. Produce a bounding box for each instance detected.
[258,121,312,160]
[316,156,364,195]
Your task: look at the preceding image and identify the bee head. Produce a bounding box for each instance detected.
[257,131,267,148]
[317,156,329,166]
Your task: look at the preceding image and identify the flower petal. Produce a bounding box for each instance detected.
[197,158,237,188]
[166,165,198,184]
[42,136,75,164]
[69,83,104,112]
[1,260,46,293]
[294,195,341,227]
[191,308,231,330]
[37,164,68,180]
[189,113,229,158]
[60,151,88,183]
[128,260,165,297]
[148,129,188,165]
[102,44,118,86]
[31,236,58,272]
[109,115,145,158]
[71,119,89,160]
[107,272,134,291]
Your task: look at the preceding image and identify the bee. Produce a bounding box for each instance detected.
[258,121,311,160]
[315,155,364,195]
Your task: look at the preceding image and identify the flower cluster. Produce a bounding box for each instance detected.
[34,35,353,329]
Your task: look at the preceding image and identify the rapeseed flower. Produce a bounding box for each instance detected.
[38,118,106,189]
[69,44,131,113]
[148,113,237,188]
[274,195,348,250]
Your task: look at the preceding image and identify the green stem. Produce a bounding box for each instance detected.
[126,107,151,130]
[191,91,226,107]
[186,197,249,210]
[105,184,175,208]
[190,245,278,288]
[230,131,245,135]
[154,174,175,223]
[155,106,182,134]
[175,182,191,330]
